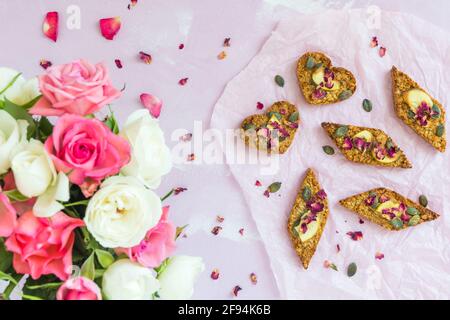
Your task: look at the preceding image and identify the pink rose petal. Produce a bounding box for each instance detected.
[139,51,152,64]
[114,59,123,69]
[140,93,162,118]
[379,46,386,57]
[375,252,385,260]
[256,102,264,110]
[43,12,58,42]
[178,77,188,86]
[99,17,121,40]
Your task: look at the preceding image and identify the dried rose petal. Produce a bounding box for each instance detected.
[300,223,308,234]
[173,187,187,195]
[370,36,379,48]
[342,137,353,150]
[216,215,224,223]
[353,137,367,151]
[256,102,264,110]
[99,17,121,40]
[316,189,327,200]
[359,218,365,224]
[43,12,58,42]
[255,180,262,187]
[365,194,376,206]
[307,202,324,214]
[178,43,184,50]
[223,38,231,47]
[217,51,227,60]
[347,231,363,241]
[178,77,188,86]
[114,59,123,69]
[211,268,220,280]
[140,93,162,118]
[128,0,138,9]
[232,285,242,297]
[336,244,341,253]
[263,190,270,198]
[39,59,52,70]
[313,87,327,100]
[379,195,390,203]
[187,153,195,162]
[211,226,222,236]
[239,228,244,236]
[379,46,386,57]
[139,51,152,64]
[375,252,385,260]
[250,273,257,285]
[179,133,193,142]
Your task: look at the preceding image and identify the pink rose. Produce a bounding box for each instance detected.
[30,60,121,117]
[5,211,84,280]
[116,206,176,268]
[57,277,102,300]
[44,114,130,185]
[0,187,16,237]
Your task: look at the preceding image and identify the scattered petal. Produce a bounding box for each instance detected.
[216,215,224,223]
[323,260,338,271]
[346,231,363,241]
[211,226,222,236]
[178,43,184,50]
[379,46,386,57]
[39,59,52,70]
[256,102,264,110]
[187,153,195,162]
[370,36,378,48]
[223,38,231,47]
[250,273,257,285]
[179,133,193,142]
[127,0,138,9]
[43,12,58,42]
[255,180,262,187]
[114,59,123,69]
[375,252,385,260]
[263,190,270,198]
[140,93,163,118]
[238,228,244,236]
[139,51,152,64]
[336,244,341,253]
[359,218,365,224]
[99,17,121,40]
[232,285,242,297]
[217,51,227,60]
[211,269,220,280]
[178,77,188,86]
[173,187,187,195]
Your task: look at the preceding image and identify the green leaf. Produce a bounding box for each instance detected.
[0,270,17,284]
[0,72,22,96]
[80,253,96,280]
[274,75,285,87]
[347,262,357,277]
[25,282,62,290]
[22,275,60,300]
[95,249,115,269]
[268,182,282,193]
[155,258,170,276]
[36,116,53,141]
[176,224,188,239]
[21,95,42,110]
[2,98,36,138]
[0,238,13,272]
[4,189,29,202]
[104,113,119,134]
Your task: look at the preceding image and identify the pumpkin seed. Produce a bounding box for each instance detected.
[243,123,256,131]
[408,215,421,226]
[288,111,299,123]
[314,62,323,69]
[390,217,404,229]
[334,125,349,137]
[291,218,301,237]
[302,186,312,201]
[322,145,335,155]
[306,56,316,70]
[347,262,357,277]
[406,207,419,216]
[338,90,352,101]
[274,75,285,87]
[407,110,416,119]
[431,104,441,119]
[268,182,282,193]
[386,138,394,150]
[362,99,373,112]
[267,111,282,121]
[419,195,428,207]
[370,196,380,209]
[435,124,444,137]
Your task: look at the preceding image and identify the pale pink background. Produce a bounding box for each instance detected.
[1,0,450,299]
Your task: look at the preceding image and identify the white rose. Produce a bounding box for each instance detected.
[0,110,28,174]
[10,139,70,217]
[0,67,40,105]
[157,256,205,300]
[120,109,172,189]
[102,259,160,300]
[84,176,162,248]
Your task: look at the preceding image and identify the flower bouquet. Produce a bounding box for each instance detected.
[0,60,204,300]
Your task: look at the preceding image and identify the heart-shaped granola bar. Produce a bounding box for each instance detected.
[297,52,357,105]
[240,101,299,154]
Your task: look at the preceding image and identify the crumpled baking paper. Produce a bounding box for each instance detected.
[211,9,450,299]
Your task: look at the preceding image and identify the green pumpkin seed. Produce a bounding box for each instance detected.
[386,139,394,150]
[291,218,301,237]
[268,182,282,193]
[370,196,380,209]
[419,195,428,207]
[243,123,256,131]
[406,207,419,216]
[347,262,357,277]
[338,90,353,101]
[288,111,299,123]
[408,215,421,226]
[306,57,316,70]
[435,124,444,137]
[334,125,349,137]
[362,99,373,112]
[407,110,416,119]
[431,104,441,119]
[322,145,335,155]
[267,111,282,121]
[390,217,404,229]
[302,186,312,201]
[274,75,285,87]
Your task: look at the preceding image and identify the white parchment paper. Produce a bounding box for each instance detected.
[211,9,450,299]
